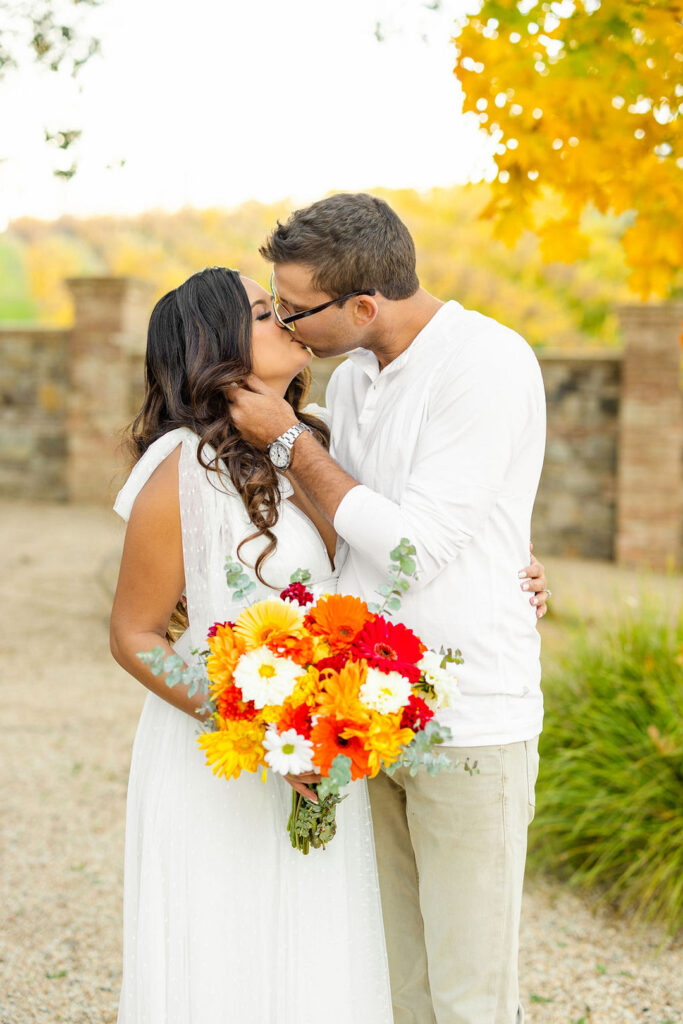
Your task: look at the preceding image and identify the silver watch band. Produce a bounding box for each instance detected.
[269,421,312,453]
[279,422,310,449]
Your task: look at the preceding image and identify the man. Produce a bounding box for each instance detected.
[230,192,548,1024]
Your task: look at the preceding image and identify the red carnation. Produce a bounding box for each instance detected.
[352,617,425,682]
[314,652,349,675]
[215,683,257,722]
[278,701,314,739]
[207,620,235,638]
[400,694,434,731]
[280,582,314,606]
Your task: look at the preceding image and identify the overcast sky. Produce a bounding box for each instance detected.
[0,0,493,227]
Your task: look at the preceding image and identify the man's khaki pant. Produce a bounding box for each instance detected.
[368,737,540,1024]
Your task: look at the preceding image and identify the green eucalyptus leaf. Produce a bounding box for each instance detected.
[318,753,352,799]
[290,568,312,584]
[137,646,167,675]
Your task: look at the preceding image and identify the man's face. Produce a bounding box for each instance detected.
[271,262,376,359]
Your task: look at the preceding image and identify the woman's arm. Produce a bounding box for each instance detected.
[110,446,207,720]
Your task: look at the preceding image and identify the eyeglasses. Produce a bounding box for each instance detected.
[270,271,376,333]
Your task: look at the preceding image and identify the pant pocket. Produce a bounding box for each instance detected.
[525,737,540,824]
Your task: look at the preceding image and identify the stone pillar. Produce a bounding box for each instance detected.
[616,303,683,570]
[65,277,153,504]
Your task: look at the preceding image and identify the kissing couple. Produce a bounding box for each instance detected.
[111,191,548,1024]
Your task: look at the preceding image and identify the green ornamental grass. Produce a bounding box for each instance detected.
[529,599,683,935]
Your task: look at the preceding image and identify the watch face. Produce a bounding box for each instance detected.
[269,441,290,469]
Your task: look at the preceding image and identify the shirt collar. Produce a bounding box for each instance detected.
[346,301,461,382]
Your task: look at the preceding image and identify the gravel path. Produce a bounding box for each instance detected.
[1,500,680,1024]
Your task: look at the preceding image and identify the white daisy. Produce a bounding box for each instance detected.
[233,647,301,709]
[418,651,460,709]
[359,666,412,715]
[263,728,315,776]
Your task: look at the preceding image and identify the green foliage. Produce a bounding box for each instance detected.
[137,644,209,702]
[368,538,418,616]
[287,779,348,855]
[288,755,351,853]
[0,0,102,174]
[0,237,36,320]
[529,599,683,934]
[224,557,256,603]
[289,568,312,585]
[440,647,464,669]
[317,753,352,800]
[385,718,478,778]
[0,0,102,81]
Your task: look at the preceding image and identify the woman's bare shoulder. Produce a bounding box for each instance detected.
[128,445,182,526]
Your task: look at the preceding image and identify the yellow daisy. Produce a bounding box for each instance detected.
[197,718,266,780]
[234,599,304,651]
[261,704,283,725]
[356,712,414,778]
[289,666,323,709]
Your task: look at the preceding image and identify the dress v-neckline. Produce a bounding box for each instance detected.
[285,498,337,574]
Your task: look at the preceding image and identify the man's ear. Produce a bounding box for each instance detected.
[351,295,379,327]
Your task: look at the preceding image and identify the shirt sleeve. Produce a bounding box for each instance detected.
[333,348,541,589]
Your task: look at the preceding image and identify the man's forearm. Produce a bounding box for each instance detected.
[288,431,359,523]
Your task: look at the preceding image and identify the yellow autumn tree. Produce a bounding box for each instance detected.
[452,0,683,297]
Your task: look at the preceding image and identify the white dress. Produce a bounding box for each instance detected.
[113,426,393,1024]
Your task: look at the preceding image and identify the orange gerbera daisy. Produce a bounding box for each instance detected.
[311,715,371,781]
[206,624,246,695]
[266,633,316,667]
[277,699,314,739]
[305,594,373,653]
[234,600,304,651]
[351,712,414,778]
[316,660,370,722]
[214,682,258,722]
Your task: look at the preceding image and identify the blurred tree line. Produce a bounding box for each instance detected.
[0,184,631,348]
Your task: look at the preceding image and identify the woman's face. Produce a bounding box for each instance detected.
[241,276,312,394]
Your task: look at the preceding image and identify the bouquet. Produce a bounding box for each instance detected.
[139,540,468,854]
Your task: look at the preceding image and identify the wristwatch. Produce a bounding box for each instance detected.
[267,422,312,470]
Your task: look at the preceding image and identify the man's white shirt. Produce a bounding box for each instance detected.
[327,300,546,747]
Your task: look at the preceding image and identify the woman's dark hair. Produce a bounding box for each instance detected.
[127,267,329,634]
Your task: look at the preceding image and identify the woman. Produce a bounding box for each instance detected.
[110,267,393,1023]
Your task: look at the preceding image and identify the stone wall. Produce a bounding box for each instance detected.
[616,304,683,571]
[531,353,621,560]
[0,326,70,501]
[0,277,681,568]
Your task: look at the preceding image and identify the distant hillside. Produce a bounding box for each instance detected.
[0,185,631,348]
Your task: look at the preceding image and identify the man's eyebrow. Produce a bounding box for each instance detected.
[279,294,303,312]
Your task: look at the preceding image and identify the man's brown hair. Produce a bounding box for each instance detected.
[259,192,420,301]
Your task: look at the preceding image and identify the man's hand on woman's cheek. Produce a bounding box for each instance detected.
[227,374,298,448]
